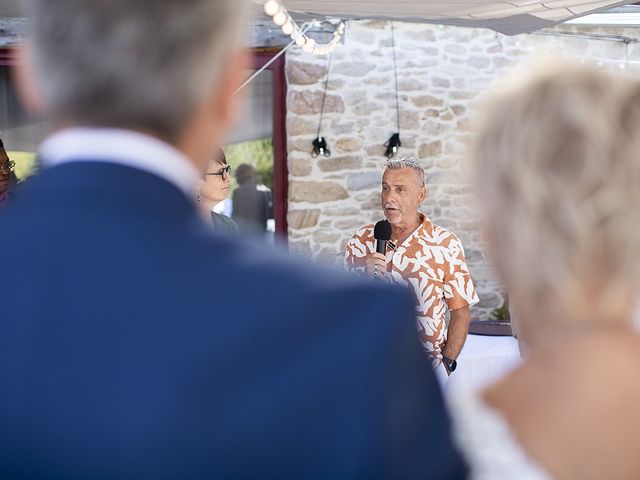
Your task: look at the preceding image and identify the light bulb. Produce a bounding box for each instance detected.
[295,35,306,47]
[303,38,315,53]
[282,20,294,35]
[264,0,280,16]
[337,23,345,35]
[273,10,288,26]
[290,28,302,40]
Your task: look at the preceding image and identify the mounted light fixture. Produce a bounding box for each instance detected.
[311,53,335,158]
[384,22,402,159]
[263,0,346,56]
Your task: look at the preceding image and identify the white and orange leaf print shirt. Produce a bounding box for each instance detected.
[344,213,479,360]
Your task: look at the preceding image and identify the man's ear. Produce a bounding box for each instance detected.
[12,43,46,115]
[419,184,427,203]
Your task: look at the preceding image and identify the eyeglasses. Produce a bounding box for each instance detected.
[0,158,14,173]
[204,164,231,181]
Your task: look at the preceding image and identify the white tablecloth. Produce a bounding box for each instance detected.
[446,334,522,392]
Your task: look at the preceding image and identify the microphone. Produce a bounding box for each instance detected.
[374,220,392,255]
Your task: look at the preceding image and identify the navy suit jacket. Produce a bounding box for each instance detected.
[0,161,467,479]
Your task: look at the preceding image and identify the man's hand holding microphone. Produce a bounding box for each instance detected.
[366,220,392,279]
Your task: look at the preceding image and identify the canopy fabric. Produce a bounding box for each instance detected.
[254,0,636,34]
[1,0,636,35]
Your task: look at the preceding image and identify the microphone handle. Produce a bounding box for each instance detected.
[375,240,387,254]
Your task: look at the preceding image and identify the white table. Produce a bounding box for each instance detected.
[446,334,522,391]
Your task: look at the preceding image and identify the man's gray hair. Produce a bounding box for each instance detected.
[385,157,425,186]
[23,0,248,141]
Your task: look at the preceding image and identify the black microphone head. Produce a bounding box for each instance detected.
[374,220,392,241]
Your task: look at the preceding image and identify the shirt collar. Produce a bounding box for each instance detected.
[39,127,201,197]
[390,212,433,247]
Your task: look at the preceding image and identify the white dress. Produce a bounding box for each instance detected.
[446,387,550,480]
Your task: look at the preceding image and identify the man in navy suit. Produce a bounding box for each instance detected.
[0,0,467,478]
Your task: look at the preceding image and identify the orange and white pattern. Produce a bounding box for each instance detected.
[345,214,479,361]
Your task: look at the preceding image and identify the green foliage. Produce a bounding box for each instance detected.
[224,137,274,192]
[7,151,39,181]
[490,294,511,322]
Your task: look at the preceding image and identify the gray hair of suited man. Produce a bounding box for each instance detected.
[21,0,249,142]
[385,157,426,186]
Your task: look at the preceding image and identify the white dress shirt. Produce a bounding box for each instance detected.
[39,128,201,197]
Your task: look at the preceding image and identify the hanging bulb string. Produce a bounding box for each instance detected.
[317,52,334,140]
[263,0,345,56]
[391,22,400,134]
[234,22,313,96]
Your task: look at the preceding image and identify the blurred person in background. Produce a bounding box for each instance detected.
[448,60,640,479]
[0,0,466,478]
[231,162,272,237]
[197,147,237,236]
[0,138,17,207]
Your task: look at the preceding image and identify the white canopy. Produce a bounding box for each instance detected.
[252,0,635,34]
[1,0,637,35]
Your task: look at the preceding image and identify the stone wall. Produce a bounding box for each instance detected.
[0,18,26,47]
[285,20,640,320]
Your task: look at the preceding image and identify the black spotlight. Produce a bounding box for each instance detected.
[384,133,401,158]
[312,136,331,158]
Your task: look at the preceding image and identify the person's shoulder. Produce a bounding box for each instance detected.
[345,224,375,249]
[424,219,463,245]
[353,223,375,238]
[489,329,640,424]
[571,330,640,389]
[211,212,238,236]
[485,330,640,478]
[198,233,413,319]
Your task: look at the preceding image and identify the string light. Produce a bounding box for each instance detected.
[282,21,294,35]
[303,38,316,53]
[263,0,345,56]
[264,0,280,16]
[273,11,288,26]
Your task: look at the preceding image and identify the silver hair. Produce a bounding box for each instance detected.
[385,157,425,185]
[22,0,248,141]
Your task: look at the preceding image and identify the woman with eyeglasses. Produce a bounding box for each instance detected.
[196,148,238,236]
[0,138,17,208]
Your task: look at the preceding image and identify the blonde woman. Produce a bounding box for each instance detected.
[448,61,640,479]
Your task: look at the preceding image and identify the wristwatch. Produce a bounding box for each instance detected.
[442,355,457,374]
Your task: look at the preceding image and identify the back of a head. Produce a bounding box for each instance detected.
[473,59,640,333]
[235,163,256,186]
[22,0,248,142]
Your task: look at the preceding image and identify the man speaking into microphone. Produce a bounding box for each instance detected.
[345,158,479,379]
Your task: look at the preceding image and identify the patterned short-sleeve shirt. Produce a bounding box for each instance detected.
[344,214,479,359]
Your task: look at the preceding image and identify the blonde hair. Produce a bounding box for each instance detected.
[473,60,640,337]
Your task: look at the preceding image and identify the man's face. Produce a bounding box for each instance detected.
[0,145,11,194]
[381,168,426,226]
